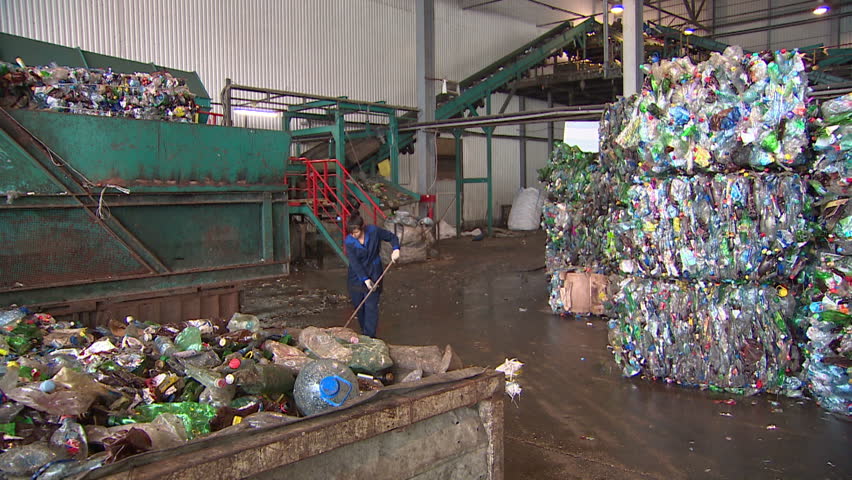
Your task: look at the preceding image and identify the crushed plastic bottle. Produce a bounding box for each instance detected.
[607,277,800,394]
[0,442,62,477]
[133,402,217,440]
[174,326,202,352]
[49,417,88,460]
[226,312,261,333]
[0,306,27,328]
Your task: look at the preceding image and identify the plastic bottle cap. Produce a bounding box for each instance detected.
[319,377,340,397]
[225,374,235,385]
[39,380,56,393]
[228,358,241,369]
[219,338,228,347]
[216,378,229,388]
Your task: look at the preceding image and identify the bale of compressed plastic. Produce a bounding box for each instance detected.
[619,47,809,175]
[607,277,802,395]
[810,93,852,198]
[612,172,812,282]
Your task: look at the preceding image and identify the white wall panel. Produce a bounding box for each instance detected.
[712,0,846,52]
[1,0,540,110]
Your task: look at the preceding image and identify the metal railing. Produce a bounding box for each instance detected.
[286,157,386,253]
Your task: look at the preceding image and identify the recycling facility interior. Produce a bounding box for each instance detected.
[1,0,852,479]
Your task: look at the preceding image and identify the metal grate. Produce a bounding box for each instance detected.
[0,208,148,289]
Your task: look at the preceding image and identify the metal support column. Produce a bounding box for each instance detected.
[389,114,400,184]
[454,129,463,237]
[485,96,493,236]
[603,0,610,78]
[519,96,527,189]
[623,0,644,96]
[333,111,346,201]
[546,90,554,155]
[222,78,233,127]
[416,0,436,217]
[283,202,291,262]
[261,192,273,262]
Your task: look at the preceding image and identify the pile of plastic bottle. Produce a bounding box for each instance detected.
[612,172,812,281]
[607,278,802,394]
[797,93,852,415]
[0,307,407,477]
[617,47,810,174]
[600,47,817,395]
[0,62,199,122]
[540,143,615,313]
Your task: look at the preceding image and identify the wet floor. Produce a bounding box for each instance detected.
[246,231,851,480]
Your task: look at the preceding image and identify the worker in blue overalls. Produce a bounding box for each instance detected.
[345,215,400,337]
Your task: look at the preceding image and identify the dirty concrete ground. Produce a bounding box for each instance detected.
[242,231,851,480]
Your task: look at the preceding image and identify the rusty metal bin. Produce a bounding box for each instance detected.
[83,369,505,480]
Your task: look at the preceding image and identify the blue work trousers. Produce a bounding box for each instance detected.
[350,288,381,337]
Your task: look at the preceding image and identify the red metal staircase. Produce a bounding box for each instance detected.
[286,157,385,263]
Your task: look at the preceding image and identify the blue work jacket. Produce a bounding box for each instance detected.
[345,224,400,290]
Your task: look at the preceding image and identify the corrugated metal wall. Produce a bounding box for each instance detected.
[6,0,843,226]
[427,93,563,228]
[1,0,549,224]
[0,0,541,108]
[713,0,846,51]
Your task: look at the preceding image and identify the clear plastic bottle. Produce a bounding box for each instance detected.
[153,336,178,358]
[49,417,88,460]
[184,365,234,408]
[0,307,26,328]
[226,313,261,333]
[293,359,359,416]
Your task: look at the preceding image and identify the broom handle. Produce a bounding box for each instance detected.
[344,260,394,329]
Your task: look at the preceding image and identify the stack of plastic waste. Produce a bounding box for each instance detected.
[0,61,199,122]
[798,93,852,415]
[381,211,436,264]
[798,253,852,414]
[0,305,463,475]
[617,48,810,174]
[607,278,802,394]
[604,47,811,394]
[540,143,616,313]
[353,174,419,210]
[613,173,811,281]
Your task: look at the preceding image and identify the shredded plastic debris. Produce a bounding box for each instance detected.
[495,358,524,401]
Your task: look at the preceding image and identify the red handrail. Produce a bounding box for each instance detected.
[286,157,386,254]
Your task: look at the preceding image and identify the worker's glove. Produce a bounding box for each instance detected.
[391,249,401,262]
[364,279,375,290]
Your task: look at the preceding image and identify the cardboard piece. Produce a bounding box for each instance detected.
[557,271,608,315]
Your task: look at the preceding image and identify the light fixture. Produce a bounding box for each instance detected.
[813,5,830,15]
[233,107,281,118]
[684,28,695,35]
[610,4,624,14]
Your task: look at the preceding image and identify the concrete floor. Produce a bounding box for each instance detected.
[252,231,851,480]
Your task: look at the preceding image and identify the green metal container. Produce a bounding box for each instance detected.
[0,108,293,310]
